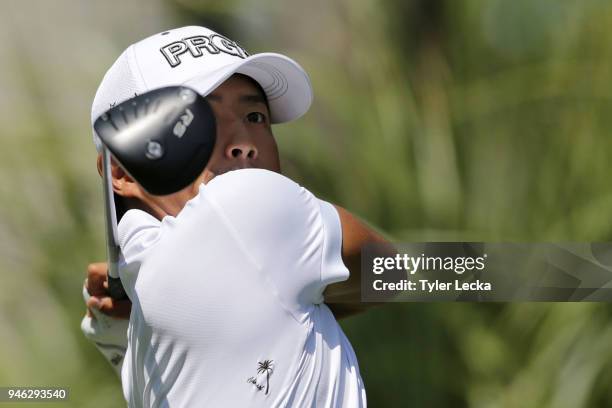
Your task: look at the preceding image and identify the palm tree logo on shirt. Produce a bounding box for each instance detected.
[257,360,274,395]
[247,359,274,395]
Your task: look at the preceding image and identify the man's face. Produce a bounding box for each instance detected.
[197,74,281,185]
[112,74,281,219]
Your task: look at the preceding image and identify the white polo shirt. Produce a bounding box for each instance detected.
[117,169,366,407]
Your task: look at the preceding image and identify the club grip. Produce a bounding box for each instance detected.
[107,275,128,300]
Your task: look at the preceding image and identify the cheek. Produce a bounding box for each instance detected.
[258,133,281,171]
[200,139,229,173]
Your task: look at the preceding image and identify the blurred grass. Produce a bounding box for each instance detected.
[3,0,612,406]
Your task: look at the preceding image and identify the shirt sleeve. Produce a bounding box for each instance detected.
[117,209,162,300]
[203,169,349,312]
[316,199,350,299]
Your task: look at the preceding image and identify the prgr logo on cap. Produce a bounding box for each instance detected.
[160,34,249,68]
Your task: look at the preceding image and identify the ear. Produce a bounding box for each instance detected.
[96,153,144,199]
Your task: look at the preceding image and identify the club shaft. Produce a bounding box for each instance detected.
[102,147,128,299]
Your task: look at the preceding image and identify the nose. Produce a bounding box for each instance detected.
[225,142,258,160]
[215,111,259,161]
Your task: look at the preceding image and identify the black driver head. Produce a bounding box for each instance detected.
[94,86,216,195]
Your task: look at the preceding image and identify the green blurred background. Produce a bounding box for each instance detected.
[2,0,612,406]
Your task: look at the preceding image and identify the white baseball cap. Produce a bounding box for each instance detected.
[91,25,313,151]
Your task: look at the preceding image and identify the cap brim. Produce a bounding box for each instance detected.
[183,53,312,124]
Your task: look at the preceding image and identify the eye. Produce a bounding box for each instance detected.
[246,112,267,124]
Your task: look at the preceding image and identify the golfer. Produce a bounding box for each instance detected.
[81,25,388,407]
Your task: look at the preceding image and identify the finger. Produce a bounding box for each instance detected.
[97,296,132,319]
[86,296,101,311]
[86,262,109,296]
